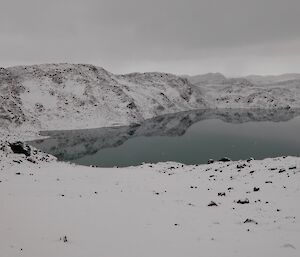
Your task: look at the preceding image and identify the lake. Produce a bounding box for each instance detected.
[27,108,300,167]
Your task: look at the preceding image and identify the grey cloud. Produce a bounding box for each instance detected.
[0,0,299,75]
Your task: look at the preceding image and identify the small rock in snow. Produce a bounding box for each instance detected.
[208,201,218,207]
[244,218,258,225]
[207,159,214,164]
[218,157,231,162]
[236,198,250,204]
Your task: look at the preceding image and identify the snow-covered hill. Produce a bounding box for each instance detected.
[0,64,207,133]
[1,64,300,138]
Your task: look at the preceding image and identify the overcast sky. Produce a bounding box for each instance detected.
[1,0,300,76]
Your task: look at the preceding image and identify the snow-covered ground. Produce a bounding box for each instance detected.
[0,143,299,257]
[1,64,300,256]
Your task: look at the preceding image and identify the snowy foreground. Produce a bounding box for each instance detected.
[0,143,299,257]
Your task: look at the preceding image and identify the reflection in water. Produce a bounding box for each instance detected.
[27,108,300,167]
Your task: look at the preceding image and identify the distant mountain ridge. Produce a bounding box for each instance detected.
[183,73,227,86]
[185,72,300,86]
[245,73,300,86]
[184,72,300,110]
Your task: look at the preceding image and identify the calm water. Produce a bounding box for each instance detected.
[28,109,300,167]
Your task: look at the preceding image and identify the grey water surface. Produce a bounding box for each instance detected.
[27,109,300,167]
